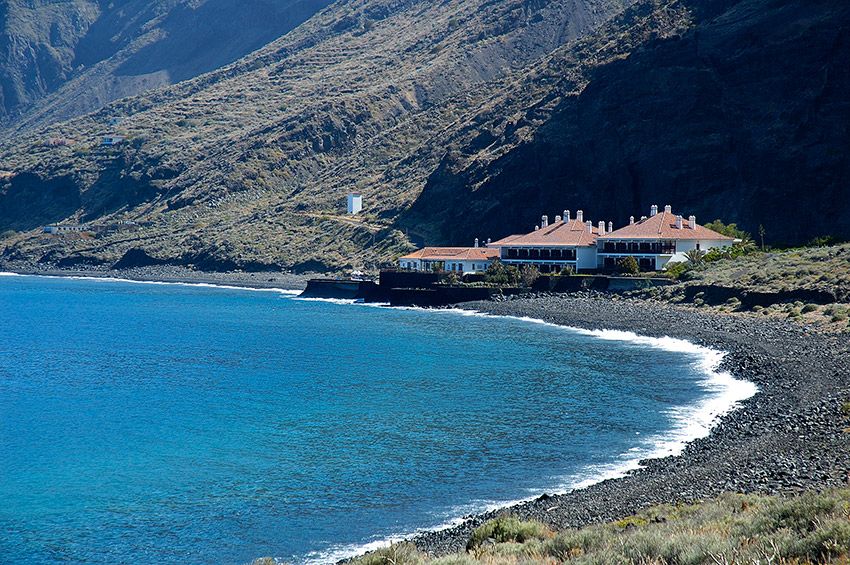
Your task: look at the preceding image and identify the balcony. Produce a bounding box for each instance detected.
[504,248,577,261]
[600,241,676,255]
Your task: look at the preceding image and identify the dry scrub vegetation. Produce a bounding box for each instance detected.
[641,244,850,331]
[347,489,850,565]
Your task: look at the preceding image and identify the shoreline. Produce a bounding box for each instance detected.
[404,294,850,557]
[4,272,848,562]
[313,308,760,564]
[0,264,311,292]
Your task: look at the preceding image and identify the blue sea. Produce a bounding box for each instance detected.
[0,274,756,564]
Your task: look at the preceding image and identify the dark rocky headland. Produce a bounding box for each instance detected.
[410,293,850,557]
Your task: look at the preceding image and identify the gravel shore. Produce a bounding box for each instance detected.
[0,262,311,291]
[411,293,850,557]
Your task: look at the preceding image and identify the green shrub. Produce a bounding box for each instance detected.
[467,516,551,549]
[802,303,820,313]
[519,264,540,288]
[617,256,640,275]
[353,543,426,565]
[664,261,689,280]
[484,260,520,287]
[684,248,707,266]
[703,219,752,241]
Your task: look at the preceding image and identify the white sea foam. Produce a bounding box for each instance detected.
[0,271,24,277]
[6,277,754,563]
[289,296,391,307]
[291,296,359,305]
[300,306,758,564]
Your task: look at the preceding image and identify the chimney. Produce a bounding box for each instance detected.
[487,237,492,245]
[676,215,683,229]
[629,216,635,225]
[598,220,606,235]
[641,215,648,221]
[535,225,539,231]
[688,215,696,229]
[664,204,672,214]
[650,205,659,217]
[608,221,613,233]
[554,215,561,223]
[576,210,584,222]
[474,238,479,247]
[563,210,570,222]
[586,220,592,232]
[541,215,549,228]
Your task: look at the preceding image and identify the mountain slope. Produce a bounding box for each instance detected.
[0,0,637,272]
[405,0,850,246]
[0,0,334,129]
[1,0,848,273]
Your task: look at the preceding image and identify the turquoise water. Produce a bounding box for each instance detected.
[0,275,749,564]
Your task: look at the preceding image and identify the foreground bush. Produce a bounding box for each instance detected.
[467,516,552,549]
[351,488,850,564]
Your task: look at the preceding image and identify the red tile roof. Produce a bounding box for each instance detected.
[490,219,600,247]
[600,211,735,241]
[399,247,500,261]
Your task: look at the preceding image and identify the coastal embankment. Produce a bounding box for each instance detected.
[410,293,850,557]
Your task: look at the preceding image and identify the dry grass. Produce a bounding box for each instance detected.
[351,489,850,564]
[641,244,850,330]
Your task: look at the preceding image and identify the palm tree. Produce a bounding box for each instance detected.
[684,248,707,266]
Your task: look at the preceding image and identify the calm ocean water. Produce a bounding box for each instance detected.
[0,274,755,564]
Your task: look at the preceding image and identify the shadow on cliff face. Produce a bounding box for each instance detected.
[0,158,162,232]
[401,0,850,246]
[80,162,161,222]
[0,173,81,231]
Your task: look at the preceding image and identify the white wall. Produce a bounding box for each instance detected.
[576,247,597,270]
[397,259,492,273]
[347,194,363,214]
[666,239,733,267]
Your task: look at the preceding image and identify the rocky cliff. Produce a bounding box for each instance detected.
[405,0,850,246]
[0,0,333,129]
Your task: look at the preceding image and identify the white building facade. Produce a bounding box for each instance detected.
[43,225,89,234]
[489,210,609,273]
[597,205,736,271]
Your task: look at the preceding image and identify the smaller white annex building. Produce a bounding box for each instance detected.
[101,134,125,146]
[597,205,736,271]
[398,245,499,274]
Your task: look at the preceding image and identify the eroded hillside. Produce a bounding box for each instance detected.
[405,0,850,246]
[1,0,848,274]
[0,0,333,128]
[0,0,637,272]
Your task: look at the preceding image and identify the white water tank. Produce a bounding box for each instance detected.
[347,193,363,215]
